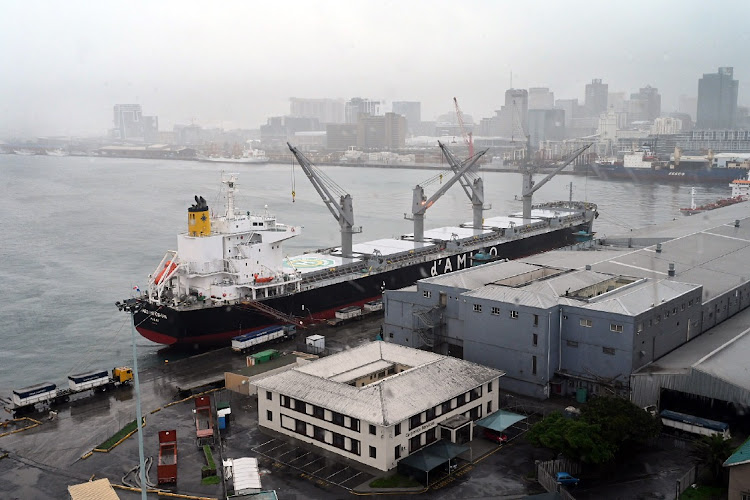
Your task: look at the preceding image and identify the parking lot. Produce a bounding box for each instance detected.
[252,436,375,490]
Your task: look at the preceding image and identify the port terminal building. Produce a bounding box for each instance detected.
[253,342,504,472]
[383,207,750,422]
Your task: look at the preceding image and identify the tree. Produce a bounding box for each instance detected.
[692,434,733,484]
[526,412,616,465]
[580,397,661,453]
[527,397,661,465]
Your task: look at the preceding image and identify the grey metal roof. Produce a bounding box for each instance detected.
[253,342,504,425]
[631,307,750,407]
[464,286,559,309]
[422,260,540,290]
[571,279,700,316]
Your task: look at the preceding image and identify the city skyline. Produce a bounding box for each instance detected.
[1,0,749,137]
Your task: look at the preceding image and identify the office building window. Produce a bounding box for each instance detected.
[567,340,579,347]
[426,427,437,444]
[532,355,537,375]
[409,414,422,430]
[369,424,376,435]
[423,290,431,298]
[488,381,493,392]
[510,310,519,319]
[534,314,539,326]
[266,410,272,422]
[532,333,538,346]
[487,400,492,413]
[491,306,500,315]
[369,446,376,458]
[580,318,593,327]
[610,324,623,333]
[395,445,401,459]
[603,347,616,355]
[395,423,401,436]
[266,391,272,400]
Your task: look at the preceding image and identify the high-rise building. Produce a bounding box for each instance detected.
[391,101,421,134]
[584,79,608,117]
[554,98,583,128]
[345,98,382,124]
[528,109,565,147]
[113,104,159,141]
[629,85,661,122]
[491,89,528,138]
[290,98,345,124]
[355,112,406,150]
[696,67,739,129]
[678,95,698,122]
[528,88,554,110]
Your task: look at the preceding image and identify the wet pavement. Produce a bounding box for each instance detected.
[0,313,697,499]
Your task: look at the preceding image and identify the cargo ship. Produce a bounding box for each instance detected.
[120,168,597,347]
[592,149,750,184]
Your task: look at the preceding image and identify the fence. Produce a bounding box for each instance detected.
[675,465,697,499]
[536,458,581,500]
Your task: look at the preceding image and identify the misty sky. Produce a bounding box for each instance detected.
[1,0,749,137]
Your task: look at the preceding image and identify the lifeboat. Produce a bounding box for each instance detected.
[253,273,274,284]
[155,261,178,284]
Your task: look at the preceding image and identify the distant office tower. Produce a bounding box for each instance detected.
[528,109,565,147]
[326,124,358,150]
[528,88,554,110]
[356,112,405,150]
[678,95,698,122]
[496,88,528,138]
[651,117,683,135]
[585,79,608,117]
[697,67,739,129]
[554,98,583,128]
[629,85,661,122]
[392,101,421,133]
[289,98,345,124]
[607,92,627,113]
[345,98,382,124]
[113,104,158,141]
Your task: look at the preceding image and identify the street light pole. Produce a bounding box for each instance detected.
[130,306,147,499]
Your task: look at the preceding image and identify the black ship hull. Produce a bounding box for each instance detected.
[134,221,592,346]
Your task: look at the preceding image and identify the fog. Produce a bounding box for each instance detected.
[1,0,748,137]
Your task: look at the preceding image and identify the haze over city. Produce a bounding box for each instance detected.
[1,0,749,137]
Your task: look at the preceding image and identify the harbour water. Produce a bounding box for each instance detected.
[0,154,730,395]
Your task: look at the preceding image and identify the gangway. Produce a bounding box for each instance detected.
[236,300,307,329]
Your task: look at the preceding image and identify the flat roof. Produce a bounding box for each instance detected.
[254,342,504,425]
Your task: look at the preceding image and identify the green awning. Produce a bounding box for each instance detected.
[398,440,469,472]
[475,410,526,433]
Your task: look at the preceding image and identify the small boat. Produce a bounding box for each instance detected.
[154,261,178,284]
[13,149,36,156]
[680,187,747,216]
[46,149,69,157]
[253,274,274,284]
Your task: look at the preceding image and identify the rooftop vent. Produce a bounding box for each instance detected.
[656,243,662,253]
[668,263,675,277]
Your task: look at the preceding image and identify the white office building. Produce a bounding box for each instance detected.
[254,342,504,471]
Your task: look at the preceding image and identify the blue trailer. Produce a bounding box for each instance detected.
[659,409,730,439]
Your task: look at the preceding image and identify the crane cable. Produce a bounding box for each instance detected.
[290,154,296,202]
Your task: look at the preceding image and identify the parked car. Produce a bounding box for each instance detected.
[483,429,509,444]
[556,472,580,486]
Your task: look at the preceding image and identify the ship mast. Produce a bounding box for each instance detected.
[223,173,238,218]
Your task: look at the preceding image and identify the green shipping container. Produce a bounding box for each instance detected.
[251,349,279,364]
[576,387,588,403]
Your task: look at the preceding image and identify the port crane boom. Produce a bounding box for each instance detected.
[288,143,361,257]
[438,141,490,229]
[454,97,474,157]
[521,142,592,219]
[407,154,485,241]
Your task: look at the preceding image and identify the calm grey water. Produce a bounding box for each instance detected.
[0,154,728,394]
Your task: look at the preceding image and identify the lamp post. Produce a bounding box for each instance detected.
[126,301,147,499]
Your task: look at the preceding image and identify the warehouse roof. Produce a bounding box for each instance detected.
[421,260,542,290]
[254,342,504,425]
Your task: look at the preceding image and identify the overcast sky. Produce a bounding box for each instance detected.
[1,0,748,137]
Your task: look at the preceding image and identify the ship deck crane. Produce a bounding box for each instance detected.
[406,153,486,241]
[288,143,361,258]
[454,97,474,157]
[437,141,490,229]
[521,141,593,219]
